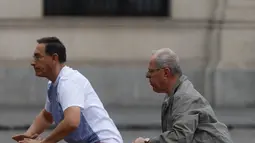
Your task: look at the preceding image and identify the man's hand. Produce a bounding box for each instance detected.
[12,133,39,142]
[133,137,150,143]
[19,138,42,143]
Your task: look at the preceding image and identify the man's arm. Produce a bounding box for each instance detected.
[148,113,198,143]
[148,95,201,143]
[12,92,53,143]
[25,109,53,136]
[42,106,81,143]
[42,79,85,143]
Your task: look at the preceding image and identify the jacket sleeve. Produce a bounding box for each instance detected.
[149,94,201,143]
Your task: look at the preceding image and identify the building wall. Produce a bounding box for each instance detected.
[0,0,254,108]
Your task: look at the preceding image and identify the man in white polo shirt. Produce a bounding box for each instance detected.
[12,37,123,143]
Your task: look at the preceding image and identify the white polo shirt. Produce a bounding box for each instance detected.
[45,66,123,143]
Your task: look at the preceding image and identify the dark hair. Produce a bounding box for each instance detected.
[37,37,66,63]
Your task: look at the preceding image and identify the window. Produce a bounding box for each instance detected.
[43,0,170,17]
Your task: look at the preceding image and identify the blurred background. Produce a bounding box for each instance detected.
[0,0,255,142]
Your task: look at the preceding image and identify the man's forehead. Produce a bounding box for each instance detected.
[34,44,45,54]
[148,57,156,68]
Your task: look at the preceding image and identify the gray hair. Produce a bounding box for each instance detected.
[153,48,182,75]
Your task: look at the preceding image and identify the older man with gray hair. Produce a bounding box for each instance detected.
[133,48,233,143]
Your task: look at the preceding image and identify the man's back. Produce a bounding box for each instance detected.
[157,75,233,143]
[47,66,123,143]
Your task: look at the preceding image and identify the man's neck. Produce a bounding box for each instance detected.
[48,64,65,83]
[167,75,181,96]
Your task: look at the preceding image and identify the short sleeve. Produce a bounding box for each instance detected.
[57,79,85,111]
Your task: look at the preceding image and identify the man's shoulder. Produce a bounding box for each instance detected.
[60,66,88,82]
[57,66,93,91]
[57,70,90,90]
[175,76,204,100]
[173,91,201,105]
[173,81,210,108]
[172,93,213,117]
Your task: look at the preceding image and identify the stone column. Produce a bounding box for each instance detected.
[215,0,255,107]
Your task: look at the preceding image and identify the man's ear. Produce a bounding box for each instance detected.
[52,53,59,62]
[163,68,171,77]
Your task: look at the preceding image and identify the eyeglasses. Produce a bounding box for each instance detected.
[33,55,45,61]
[146,67,172,78]
[146,68,163,78]
[147,68,162,74]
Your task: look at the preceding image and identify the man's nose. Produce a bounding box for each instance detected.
[31,60,35,66]
[146,73,151,78]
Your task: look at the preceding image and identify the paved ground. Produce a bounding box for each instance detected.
[4,129,255,143]
[1,107,255,142]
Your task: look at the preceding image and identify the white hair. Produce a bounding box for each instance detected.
[153,48,182,75]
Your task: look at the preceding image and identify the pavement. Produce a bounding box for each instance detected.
[0,106,255,130]
[1,107,255,143]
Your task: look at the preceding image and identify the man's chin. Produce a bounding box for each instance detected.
[35,72,44,77]
[152,88,165,94]
[152,88,161,93]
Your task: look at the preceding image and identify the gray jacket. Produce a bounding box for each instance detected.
[149,75,233,143]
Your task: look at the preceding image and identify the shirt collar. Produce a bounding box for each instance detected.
[167,75,182,97]
[52,65,67,86]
